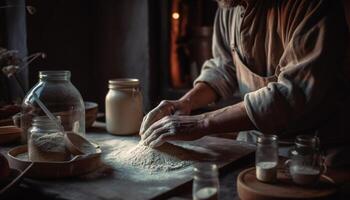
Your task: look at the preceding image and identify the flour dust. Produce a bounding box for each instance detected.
[103,138,193,181]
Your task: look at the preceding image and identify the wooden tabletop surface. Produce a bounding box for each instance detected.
[1,122,350,200]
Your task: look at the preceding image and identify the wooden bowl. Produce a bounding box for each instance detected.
[0,126,21,145]
[7,145,102,179]
[85,101,98,128]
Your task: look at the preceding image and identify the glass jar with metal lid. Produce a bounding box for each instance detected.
[105,79,143,135]
[285,135,326,185]
[19,71,85,143]
[255,134,279,183]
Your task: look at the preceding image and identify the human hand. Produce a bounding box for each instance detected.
[141,114,207,148]
[140,99,191,135]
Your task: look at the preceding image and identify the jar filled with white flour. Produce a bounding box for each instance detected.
[28,116,69,162]
[105,79,143,135]
[255,135,278,183]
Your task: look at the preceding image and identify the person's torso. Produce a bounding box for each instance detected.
[221,0,350,146]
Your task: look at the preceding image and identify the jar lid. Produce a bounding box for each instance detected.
[108,79,140,89]
[257,134,278,144]
[295,135,319,148]
[39,71,71,80]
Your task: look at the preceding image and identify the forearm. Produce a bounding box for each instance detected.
[200,101,255,134]
[179,82,218,111]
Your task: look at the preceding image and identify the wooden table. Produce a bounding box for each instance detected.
[1,123,350,200]
[0,124,255,200]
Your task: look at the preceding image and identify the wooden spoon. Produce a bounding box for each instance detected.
[64,132,99,155]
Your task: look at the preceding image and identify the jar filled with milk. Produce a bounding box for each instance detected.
[286,135,326,185]
[255,135,278,183]
[105,79,143,135]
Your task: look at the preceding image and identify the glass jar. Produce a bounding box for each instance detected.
[255,135,278,183]
[285,135,326,185]
[105,79,143,135]
[20,71,85,143]
[28,116,69,162]
[192,163,219,200]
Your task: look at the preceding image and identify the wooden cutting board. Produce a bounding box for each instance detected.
[15,132,255,200]
[237,167,337,200]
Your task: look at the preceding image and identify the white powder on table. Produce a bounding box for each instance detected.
[117,142,192,172]
[104,138,193,176]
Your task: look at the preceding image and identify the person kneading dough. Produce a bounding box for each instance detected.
[140,0,350,167]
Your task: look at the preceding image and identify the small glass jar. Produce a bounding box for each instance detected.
[193,163,219,200]
[20,71,85,143]
[255,135,278,183]
[105,79,143,135]
[286,135,325,185]
[28,116,69,162]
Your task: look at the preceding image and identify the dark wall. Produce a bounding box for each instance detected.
[0,0,28,103]
[27,0,91,95]
[27,0,153,112]
[91,0,152,112]
[343,0,350,31]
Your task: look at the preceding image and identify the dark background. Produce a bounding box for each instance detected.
[26,0,154,112]
[20,0,350,113]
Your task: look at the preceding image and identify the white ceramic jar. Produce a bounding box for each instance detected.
[105,79,143,135]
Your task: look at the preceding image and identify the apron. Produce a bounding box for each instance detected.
[232,50,350,163]
[232,50,278,142]
[231,50,293,156]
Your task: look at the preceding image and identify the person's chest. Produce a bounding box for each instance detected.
[228,3,285,77]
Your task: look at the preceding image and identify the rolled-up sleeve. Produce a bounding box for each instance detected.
[194,9,238,100]
[244,0,347,134]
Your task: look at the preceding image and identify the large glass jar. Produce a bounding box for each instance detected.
[105,79,143,135]
[255,135,278,183]
[21,71,85,143]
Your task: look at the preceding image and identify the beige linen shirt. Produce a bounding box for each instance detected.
[195,0,349,144]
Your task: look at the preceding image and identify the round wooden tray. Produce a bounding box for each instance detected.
[7,145,102,179]
[237,167,337,200]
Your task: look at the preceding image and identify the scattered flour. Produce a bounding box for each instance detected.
[117,143,192,172]
[104,138,193,175]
